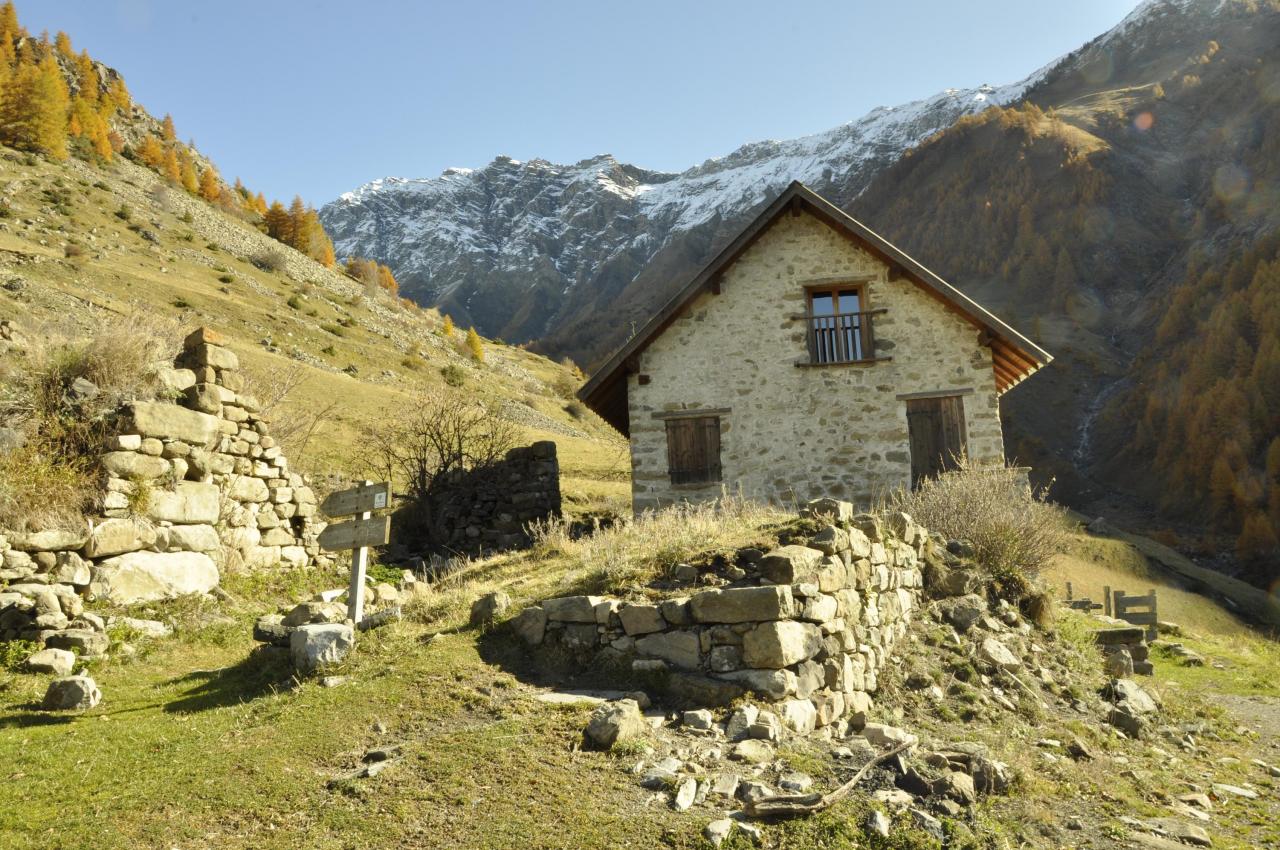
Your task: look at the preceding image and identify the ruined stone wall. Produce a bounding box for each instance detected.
[0,327,327,651]
[627,210,1005,512]
[427,440,561,552]
[511,504,933,733]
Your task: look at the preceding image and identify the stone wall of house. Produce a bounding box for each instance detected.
[424,440,561,552]
[0,327,327,653]
[627,210,1005,512]
[511,504,933,733]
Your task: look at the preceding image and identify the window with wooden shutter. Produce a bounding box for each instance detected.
[665,416,722,485]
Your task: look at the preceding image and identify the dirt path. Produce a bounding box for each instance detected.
[1218,693,1280,757]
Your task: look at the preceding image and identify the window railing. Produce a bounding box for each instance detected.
[804,309,882,364]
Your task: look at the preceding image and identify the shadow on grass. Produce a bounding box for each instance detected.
[163,645,295,714]
[0,707,77,729]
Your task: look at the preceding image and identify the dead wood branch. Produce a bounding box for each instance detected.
[742,740,914,818]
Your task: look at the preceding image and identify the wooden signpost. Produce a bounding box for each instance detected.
[319,480,391,624]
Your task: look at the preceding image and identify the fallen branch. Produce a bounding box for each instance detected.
[743,740,915,819]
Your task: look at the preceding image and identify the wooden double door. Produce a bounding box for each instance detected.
[905,395,967,487]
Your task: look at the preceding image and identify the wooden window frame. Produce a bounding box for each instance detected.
[802,282,878,366]
[663,414,722,487]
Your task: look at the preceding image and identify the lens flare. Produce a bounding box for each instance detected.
[1134,112,1155,131]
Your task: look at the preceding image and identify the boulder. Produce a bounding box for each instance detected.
[25,647,75,676]
[758,545,824,584]
[45,629,109,656]
[41,675,101,711]
[1105,647,1135,678]
[730,739,774,764]
[689,585,796,623]
[978,637,1022,671]
[583,699,646,749]
[282,601,346,627]
[938,594,986,631]
[291,623,355,673]
[716,668,797,700]
[147,482,220,524]
[92,550,219,604]
[802,498,854,523]
[128,401,220,446]
[861,723,919,750]
[742,621,823,668]
[682,708,714,730]
[469,591,511,627]
[84,518,158,559]
[725,704,759,740]
[52,551,91,586]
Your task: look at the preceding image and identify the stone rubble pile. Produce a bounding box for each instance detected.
[1,327,333,695]
[514,501,935,731]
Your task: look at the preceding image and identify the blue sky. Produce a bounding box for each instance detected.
[20,0,1138,205]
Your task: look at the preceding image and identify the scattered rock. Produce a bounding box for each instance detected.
[682,709,714,731]
[671,777,697,811]
[978,637,1022,670]
[42,675,101,710]
[290,623,355,674]
[779,772,813,792]
[704,818,734,847]
[867,809,892,837]
[730,739,774,764]
[468,591,511,627]
[939,594,986,631]
[584,699,647,750]
[25,647,75,676]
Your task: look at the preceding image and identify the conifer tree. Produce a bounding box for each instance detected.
[160,112,176,141]
[253,192,267,215]
[377,264,398,295]
[161,147,181,182]
[466,327,484,362]
[198,166,220,202]
[441,314,455,337]
[138,135,165,169]
[54,30,72,57]
[178,150,198,193]
[0,2,19,44]
[263,201,291,242]
[0,53,70,160]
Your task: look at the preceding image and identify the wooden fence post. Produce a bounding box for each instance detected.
[1104,586,1112,617]
[1066,581,1073,602]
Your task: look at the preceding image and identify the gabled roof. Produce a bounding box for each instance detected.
[579,181,1052,436]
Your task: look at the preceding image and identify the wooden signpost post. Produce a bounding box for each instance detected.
[319,480,391,624]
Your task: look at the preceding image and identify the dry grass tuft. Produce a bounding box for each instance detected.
[529,493,790,592]
[886,459,1071,590]
[0,314,181,531]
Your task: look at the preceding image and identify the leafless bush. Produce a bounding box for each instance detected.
[239,360,335,464]
[250,248,288,273]
[884,459,1070,591]
[361,390,517,543]
[0,313,181,531]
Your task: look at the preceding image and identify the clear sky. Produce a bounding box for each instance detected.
[18,0,1139,205]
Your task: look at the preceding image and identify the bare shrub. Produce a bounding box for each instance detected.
[362,391,517,544]
[250,248,288,273]
[239,361,336,464]
[884,459,1070,591]
[0,314,181,530]
[528,493,790,590]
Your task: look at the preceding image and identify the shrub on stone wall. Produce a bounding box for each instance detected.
[885,459,1069,595]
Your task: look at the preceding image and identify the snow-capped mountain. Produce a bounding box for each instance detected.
[318,0,1230,362]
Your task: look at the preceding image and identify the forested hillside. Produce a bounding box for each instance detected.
[850,1,1280,580]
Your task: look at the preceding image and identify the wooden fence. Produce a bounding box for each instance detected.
[1066,582,1158,641]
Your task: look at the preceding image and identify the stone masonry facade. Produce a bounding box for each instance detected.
[628,211,1004,511]
[0,327,326,653]
[511,502,933,734]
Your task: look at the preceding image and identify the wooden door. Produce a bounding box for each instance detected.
[905,396,967,487]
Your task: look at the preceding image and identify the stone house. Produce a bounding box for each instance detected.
[578,182,1051,512]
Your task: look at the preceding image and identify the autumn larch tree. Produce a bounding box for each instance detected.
[0,53,70,160]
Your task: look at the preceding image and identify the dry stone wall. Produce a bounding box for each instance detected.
[512,502,934,733]
[0,327,327,652]
[406,440,561,553]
